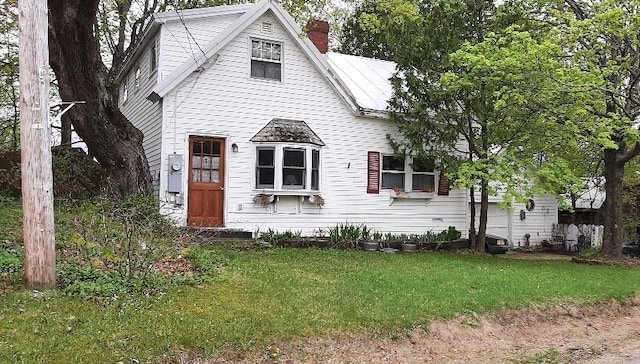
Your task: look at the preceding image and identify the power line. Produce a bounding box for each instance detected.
[170,0,207,59]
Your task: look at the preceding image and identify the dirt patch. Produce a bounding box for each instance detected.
[184,295,640,364]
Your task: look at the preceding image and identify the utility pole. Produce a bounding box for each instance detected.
[19,0,56,287]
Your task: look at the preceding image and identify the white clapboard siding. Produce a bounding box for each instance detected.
[119,37,163,190]
[159,13,243,81]
[153,12,469,235]
[510,195,558,246]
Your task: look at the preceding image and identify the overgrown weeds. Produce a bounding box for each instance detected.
[1,195,224,301]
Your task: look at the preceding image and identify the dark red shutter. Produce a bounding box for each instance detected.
[367,151,380,194]
[438,171,449,196]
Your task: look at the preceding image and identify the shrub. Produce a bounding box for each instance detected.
[577,247,601,259]
[56,194,205,300]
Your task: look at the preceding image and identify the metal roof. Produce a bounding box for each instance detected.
[250,119,325,146]
[327,52,397,113]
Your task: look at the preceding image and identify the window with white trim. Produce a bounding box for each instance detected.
[411,157,436,191]
[380,155,436,191]
[256,147,275,189]
[381,155,405,189]
[255,145,320,191]
[250,39,282,81]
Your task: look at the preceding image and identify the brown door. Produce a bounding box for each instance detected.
[188,137,225,227]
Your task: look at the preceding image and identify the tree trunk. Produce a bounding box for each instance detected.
[600,149,625,258]
[477,176,489,252]
[469,185,477,249]
[48,0,152,198]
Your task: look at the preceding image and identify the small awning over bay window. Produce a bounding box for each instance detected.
[250,118,325,146]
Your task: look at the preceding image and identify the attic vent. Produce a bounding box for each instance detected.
[261,22,273,34]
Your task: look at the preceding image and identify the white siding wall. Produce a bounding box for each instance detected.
[119,37,164,190]
[470,194,559,248]
[159,14,243,81]
[156,12,469,236]
[509,195,558,247]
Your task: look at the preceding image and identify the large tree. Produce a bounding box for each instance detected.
[347,0,571,250]
[495,0,640,256]
[446,0,640,256]
[48,0,154,197]
[554,0,640,257]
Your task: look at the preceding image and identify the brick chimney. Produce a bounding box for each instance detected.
[306,20,329,54]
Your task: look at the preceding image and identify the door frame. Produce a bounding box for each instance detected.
[184,133,230,227]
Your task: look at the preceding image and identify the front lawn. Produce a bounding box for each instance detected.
[2,247,640,363]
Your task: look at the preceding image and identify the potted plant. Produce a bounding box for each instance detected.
[380,233,399,253]
[390,187,405,198]
[253,193,274,206]
[362,230,380,251]
[307,194,325,207]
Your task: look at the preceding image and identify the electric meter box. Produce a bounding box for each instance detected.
[168,154,183,193]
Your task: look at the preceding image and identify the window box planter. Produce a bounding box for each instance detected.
[389,190,434,204]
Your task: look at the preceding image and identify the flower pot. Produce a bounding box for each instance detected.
[401,243,417,253]
[380,247,398,254]
[362,241,379,251]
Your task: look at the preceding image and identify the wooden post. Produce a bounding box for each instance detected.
[19,0,56,287]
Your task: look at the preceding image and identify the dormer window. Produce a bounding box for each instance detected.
[250,39,282,81]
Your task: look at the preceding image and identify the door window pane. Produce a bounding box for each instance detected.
[201,170,211,183]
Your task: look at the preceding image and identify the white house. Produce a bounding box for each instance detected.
[115,0,558,246]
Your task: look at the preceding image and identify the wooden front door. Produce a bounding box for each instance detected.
[188,137,225,227]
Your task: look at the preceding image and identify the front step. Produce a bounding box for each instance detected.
[185,228,253,241]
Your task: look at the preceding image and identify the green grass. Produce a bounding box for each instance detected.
[2,196,640,362]
[2,248,640,363]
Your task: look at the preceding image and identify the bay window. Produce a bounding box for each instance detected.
[255,145,320,192]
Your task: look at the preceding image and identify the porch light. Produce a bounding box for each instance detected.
[231,143,238,153]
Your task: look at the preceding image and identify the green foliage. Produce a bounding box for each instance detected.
[338,0,396,60]
[514,349,562,364]
[328,223,369,247]
[0,250,21,275]
[577,247,601,260]
[0,0,19,152]
[256,228,302,245]
[51,195,209,300]
[184,248,229,275]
